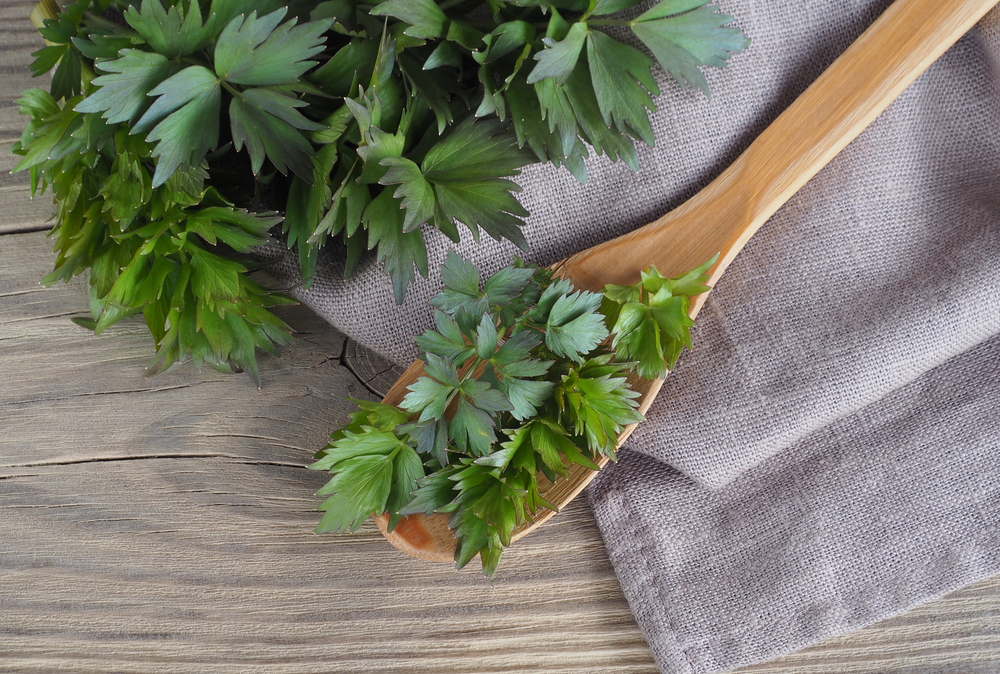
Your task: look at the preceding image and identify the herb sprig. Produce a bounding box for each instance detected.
[16,0,746,382]
[311,252,714,576]
[13,86,295,385]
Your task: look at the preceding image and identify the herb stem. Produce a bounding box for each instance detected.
[220,81,241,98]
[81,12,122,32]
[459,355,484,385]
[586,19,632,27]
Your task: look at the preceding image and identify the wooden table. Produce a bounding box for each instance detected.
[3,2,1000,671]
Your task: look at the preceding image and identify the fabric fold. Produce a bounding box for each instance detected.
[626,24,1000,488]
[589,332,1000,673]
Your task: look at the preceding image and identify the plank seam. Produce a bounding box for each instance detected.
[1,454,308,469]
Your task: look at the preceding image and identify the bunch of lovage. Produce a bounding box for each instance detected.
[14,0,746,383]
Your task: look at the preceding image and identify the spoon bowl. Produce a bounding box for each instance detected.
[375,0,1000,563]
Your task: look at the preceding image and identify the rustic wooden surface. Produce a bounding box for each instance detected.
[3,3,1000,672]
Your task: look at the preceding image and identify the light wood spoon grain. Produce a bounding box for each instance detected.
[373,0,1000,563]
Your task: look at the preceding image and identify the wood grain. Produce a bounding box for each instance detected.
[4,234,1000,674]
[341,340,406,398]
[559,0,1000,295]
[3,4,1000,672]
[0,233,655,674]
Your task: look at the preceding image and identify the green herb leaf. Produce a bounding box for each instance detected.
[312,428,417,534]
[402,354,459,420]
[399,417,451,466]
[135,65,221,187]
[99,152,152,229]
[662,253,716,296]
[451,503,491,570]
[379,156,436,231]
[384,441,425,531]
[30,44,67,78]
[188,246,244,305]
[459,376,512,416]
[214,8,331,86]
[229,88,322,180]
[585,29,658,146]
[414,309,476,364]
[560,64,640,169]
[558,355,642,456]
[422,117,532,182]
[450,395,498,457]
[491,367,554,422]
[630,0,750,96]
[416,118,533,239]
[371,0,448,40]
[400,464,462,515]
[124,0,214,59]
[434,180,530,250]
[604,257,716,377]
[526,21,588,85]
[430,250,482,314]
[75,50,176,125]
[544,288,609,362]
[590,0,646,14]
[363,189,429,303]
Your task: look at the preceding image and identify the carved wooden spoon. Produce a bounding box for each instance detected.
[374,0,1000,563]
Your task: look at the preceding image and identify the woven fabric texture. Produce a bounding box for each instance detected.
[589,334,1000,673]
[260,1,1000,671]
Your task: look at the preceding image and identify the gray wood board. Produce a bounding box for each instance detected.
[2,5,1000,671]
[0,233,654,674]
[5,233,1000,674]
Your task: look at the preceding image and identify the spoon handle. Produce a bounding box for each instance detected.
[556,0,999,319]
[378,0,1000,563]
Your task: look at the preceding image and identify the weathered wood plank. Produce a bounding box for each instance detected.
[5,230,1000,674]
[2,3,1000,670]
[0,0,44,115]
[0,181,55,235]
[0,232,657,674]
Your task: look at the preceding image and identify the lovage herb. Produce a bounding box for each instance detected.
[15,0,746,382]
[311,252,714,576]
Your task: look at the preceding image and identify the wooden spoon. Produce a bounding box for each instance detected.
[374,0,1000,563]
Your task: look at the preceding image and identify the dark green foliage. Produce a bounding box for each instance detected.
[311,253,713,577]
[17,0,745,382]
[12,86,293,385]
[601,255,717,379]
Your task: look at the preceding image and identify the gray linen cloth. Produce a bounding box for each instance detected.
[261,1,1000,671]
